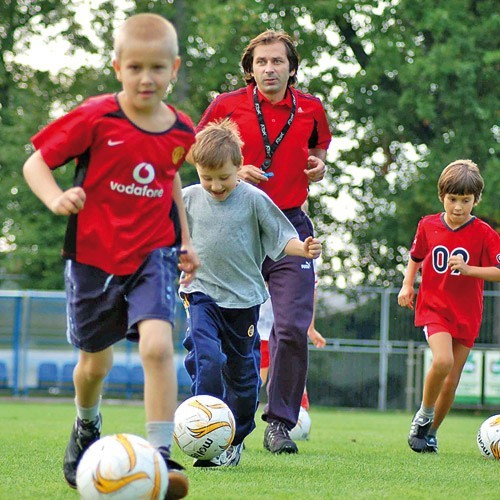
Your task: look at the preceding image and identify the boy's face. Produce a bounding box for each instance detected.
[197,160,239,202]
[441,193,476,227]
[113,37,180,113]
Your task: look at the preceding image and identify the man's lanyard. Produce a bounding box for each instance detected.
[252,85,296,171]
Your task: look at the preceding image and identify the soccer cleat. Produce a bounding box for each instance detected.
[158,447,189,500]
[193,443,244,468]
[63,414,102,488]
[408,413,433,453]
[263,420,298,454]
[424,434,438,453]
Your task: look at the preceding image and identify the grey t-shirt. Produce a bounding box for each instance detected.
[180,181,298,308]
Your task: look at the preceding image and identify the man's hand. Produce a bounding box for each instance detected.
[304,155,326,183]
[238,164,271,185]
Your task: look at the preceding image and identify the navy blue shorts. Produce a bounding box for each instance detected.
[64,247,179,352]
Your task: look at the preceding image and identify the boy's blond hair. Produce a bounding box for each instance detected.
[191,119,243,170]
[438,159,484,204]
[114,13,178,60]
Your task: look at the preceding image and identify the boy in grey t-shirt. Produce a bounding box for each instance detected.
[180,119,321,467]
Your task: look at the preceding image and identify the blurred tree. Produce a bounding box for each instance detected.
[0,1,117,289]
[321,0,499,289]
[1,0,498,291]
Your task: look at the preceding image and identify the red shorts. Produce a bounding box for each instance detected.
[423,321,476,348]
[260,340,270,369]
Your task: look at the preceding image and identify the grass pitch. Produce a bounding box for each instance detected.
[0,399,497,499]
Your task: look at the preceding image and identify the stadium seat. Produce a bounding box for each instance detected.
[60,361,76,392]
[104,364,130,396]
[37,362,59,390]
[129,364,144,396]
[0,361,8,389]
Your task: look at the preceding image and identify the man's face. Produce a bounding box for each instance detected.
[251,41,295,101]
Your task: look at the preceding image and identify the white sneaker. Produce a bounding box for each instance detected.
[193,443,243,467]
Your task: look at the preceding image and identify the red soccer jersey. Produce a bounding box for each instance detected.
[197,84,331,210]
[32,94,195,275]
[410,213,500,339]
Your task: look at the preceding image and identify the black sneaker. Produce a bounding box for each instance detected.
[63,414,102,488]
[263,420,298,454]
[158,447,189,500]
[408,413,433,453]
[424,435,438,453]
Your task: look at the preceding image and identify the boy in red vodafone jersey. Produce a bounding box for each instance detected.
[23,13,198,499]
[398,159,500,454]
[196,30,331,455]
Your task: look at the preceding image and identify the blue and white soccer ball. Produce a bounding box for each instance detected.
[477,414,500,460]
[174,394,235,460]
[76,433,168,499]
[289,407,312,441]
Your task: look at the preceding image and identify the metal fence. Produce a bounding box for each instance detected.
[0,288,498,410]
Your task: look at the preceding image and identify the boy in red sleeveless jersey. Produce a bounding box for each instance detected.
[23,13,198,499]
[398,159,500,453]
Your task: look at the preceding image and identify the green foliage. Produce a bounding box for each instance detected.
[327,0,500,287]
[1,0,498,289]
[1,401,499,498]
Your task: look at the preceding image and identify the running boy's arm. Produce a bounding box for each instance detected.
[172,172,200,285]
[448,255,500,282]
[23,150,86,215]
[397,258,422,310]
[284,236,322,259]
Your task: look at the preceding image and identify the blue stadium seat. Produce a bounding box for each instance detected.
[104,364,130,396]
[130,364,144,395]
[60,362,76,392]
[37,362,59,390]
[0,361,8,389]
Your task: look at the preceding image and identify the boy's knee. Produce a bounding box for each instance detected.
[432,355,454,374]
[78,362,109,381]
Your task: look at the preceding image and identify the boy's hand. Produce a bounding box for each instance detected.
[178,242,200,286]
[304,236,322,259]
[448,254,469,275]
[397,285,415,310]
[49,187,86,215]
[308,326,326,348]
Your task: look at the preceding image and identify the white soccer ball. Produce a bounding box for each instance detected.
[174,395,235,460]
[477,414,500,460]
[76,433,168,499]
[289,407,312,441]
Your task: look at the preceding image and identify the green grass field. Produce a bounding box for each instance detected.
[1,399,498,499]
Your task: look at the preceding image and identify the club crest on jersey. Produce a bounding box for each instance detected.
[172,146,186,165]
[247,325,255,337]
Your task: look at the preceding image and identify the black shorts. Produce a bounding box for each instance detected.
[64,247,179,352]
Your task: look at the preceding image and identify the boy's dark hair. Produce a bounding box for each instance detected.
[240,30,299,86]
[438,159,484,204]
[191,118,243,170]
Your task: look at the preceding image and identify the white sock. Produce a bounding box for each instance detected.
[418,404,434,420]
[146,421,175,453]
[76,396,101,422]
